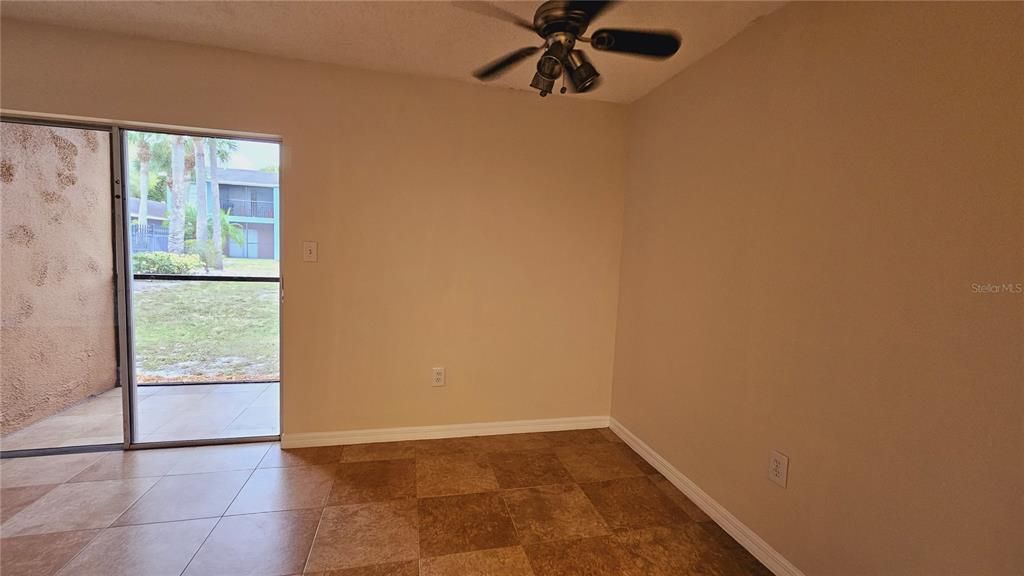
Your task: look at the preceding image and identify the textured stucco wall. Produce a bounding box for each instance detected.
[1,122,117,435]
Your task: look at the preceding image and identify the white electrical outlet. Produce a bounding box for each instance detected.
[431,367,445,387]
[768,450,789,488]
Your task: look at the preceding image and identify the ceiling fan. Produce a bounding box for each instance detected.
[457,0,681,97]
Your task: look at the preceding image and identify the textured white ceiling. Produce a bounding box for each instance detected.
[0,1,782,103]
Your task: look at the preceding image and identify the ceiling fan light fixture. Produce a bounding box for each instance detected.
[566,49,600,93]
[531,43,566,96]
[537,52,563,80]
[530,71,556,96]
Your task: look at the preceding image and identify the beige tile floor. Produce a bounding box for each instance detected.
[1,383,279,451]
[0,430,773,576]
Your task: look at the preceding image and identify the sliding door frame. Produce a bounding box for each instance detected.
[0,115,123,458]
[0,113,283,454]
[112,126,134,451]
[115,125,282,450]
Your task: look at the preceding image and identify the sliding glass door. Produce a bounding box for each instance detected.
[0,120,124,453]
[121,129,281,445]
[1,119,279,454]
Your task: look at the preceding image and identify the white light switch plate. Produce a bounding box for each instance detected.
[302,241,318,262]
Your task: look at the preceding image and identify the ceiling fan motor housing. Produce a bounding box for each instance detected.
[534,1,592,38]
[529,1,593,96]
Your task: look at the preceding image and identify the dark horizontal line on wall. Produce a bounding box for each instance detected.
[133,274,280,283]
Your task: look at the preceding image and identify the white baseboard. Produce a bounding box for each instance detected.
[281,415,610,449]
[609,418,806,576]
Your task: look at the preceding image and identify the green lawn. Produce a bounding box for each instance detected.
[219,257,279,277]
[133,279,279,383]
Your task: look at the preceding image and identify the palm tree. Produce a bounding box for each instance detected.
[215,139,239,162]
[126,132,154,229]
[208,138,223,268]
[207,138,239,269]
[186,205,247,252]
[167,135,187,253]
[192,136,208,249]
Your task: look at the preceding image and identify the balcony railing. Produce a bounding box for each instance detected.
[222,199,274,218]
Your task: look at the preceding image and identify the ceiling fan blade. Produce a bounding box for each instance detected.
[589,29,681,58]
[473,46,541,81]
[452,1,535,32]
[567,1,616,23]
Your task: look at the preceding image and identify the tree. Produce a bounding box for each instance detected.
[208,138,223,268]
[147,135,172,202]
[214,139,239,163]
[125,132,172,202]
[126,132,154,227]
[186,205,246,265]
[167,135,187,254]
[205,138,239,268]
[192,136,208,248]
[218,208,246,247]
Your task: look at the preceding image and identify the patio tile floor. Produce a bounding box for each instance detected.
[1,383,279,451]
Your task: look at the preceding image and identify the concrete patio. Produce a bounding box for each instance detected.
[0,383,279,451]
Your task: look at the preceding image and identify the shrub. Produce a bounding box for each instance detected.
[132,251,203,275]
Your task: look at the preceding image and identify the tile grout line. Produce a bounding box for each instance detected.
[177,515,226,576]
[144,391,235,442]
[300,505,331,574]
[218,444,271,515]
[299,455,342,574]
[498,491,523,542]
[108,514,230,529]
[142,388,270,442]
[9,447,225,574]
[43,528,103,576]
[177,444,269,576]
[218,390,263,434]
[45,473,163,576]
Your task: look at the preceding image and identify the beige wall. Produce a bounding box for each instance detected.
[613,2,1023,575]
[1,124,117,434]
[0,20,627,434]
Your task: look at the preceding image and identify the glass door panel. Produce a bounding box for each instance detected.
[1,121,123,453]
[122,129,280,444]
